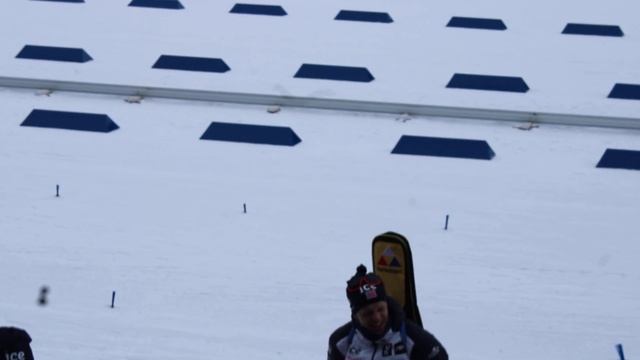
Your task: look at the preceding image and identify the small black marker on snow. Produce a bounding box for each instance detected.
[37,286,49,306]
[111,291,116,308]
[243,203,247,214]
[444,214,450,230]
[56,184,60,197]
[616,344,625,360]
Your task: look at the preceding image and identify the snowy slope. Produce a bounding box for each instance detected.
[2,88,639,360]
[1,0,640,117]
[1,1,640,360]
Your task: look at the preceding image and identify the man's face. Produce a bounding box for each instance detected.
[355,300,389,335]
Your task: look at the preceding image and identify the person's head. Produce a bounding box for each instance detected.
[346,265,389,336]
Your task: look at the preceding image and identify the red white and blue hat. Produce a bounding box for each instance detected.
[346,264,387,313]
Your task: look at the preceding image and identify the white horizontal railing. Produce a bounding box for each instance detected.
[1,75,639,129]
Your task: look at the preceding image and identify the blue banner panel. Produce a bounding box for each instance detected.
[335,10,393,23]
[230,3,287,16]
[447,73,529,93]
[31,0,84,3]
[392,135,495,160]
[21,109,119,133]
[608,83,640,100]
[447,16,507,30]
[16,45,92,63]
[128,0,184,9]
[152,55,231,73]
[200,122,301,146]
[596,149,640,170]
[294,63,374,82]
[562,23,623,37]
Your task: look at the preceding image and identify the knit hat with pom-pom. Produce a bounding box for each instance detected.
[345,264,387,313]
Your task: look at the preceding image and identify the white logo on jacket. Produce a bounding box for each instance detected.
[340,330,415,360]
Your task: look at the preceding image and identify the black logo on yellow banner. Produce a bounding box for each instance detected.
[377,247,402,271]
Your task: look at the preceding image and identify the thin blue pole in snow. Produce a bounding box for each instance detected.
[38,285,49,306]
[56,184,60,197]
[111,291,116,308]
[616,344,625,360]
[444,214,450,230]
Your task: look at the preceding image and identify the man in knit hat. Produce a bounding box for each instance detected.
[0,327,34,360]
[327,265,448,360]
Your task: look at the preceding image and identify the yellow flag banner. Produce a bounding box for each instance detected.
[372,231,423,328]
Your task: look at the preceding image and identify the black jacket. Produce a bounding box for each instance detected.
[0,327,34,360]
[328,299,448,360]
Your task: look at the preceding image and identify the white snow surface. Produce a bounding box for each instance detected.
[2,0,640,117]
[1,1,640,360]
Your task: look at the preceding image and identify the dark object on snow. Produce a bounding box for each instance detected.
[596,148,640,171]
[152,55,230,73]
[230,3,287,16]
[608,83,640,100]
[128,0,184,10]
[392,135,495,160]
[616,344,626,360]
[0,327,35,360]
[335,10,393,23]
[32,0,84,3]
[200,121,301,146]
[21,109,119,133]
[562,23,623,37]
[37,286,49,306]
[16,45,92,63]
[294,63,374,83]
[446,73,529,93]
[447,16,506,30]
